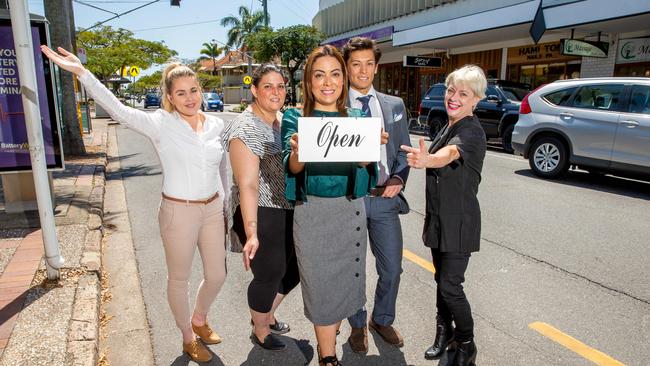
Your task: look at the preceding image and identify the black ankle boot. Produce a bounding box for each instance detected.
[424,318,454,360]
[451,340,477,366]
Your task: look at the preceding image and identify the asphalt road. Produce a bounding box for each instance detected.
[114,110,650,366]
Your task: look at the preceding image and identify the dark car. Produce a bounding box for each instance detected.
[418,80,531,152]
[143,93,160,109]
[201,92,224,112]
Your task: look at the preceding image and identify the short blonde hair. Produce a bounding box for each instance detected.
[160,63,199,113]
[445,65,487,99]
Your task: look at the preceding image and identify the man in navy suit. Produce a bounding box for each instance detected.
[342,37,412,353]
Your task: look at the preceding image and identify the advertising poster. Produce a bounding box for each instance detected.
[0,19,63,172]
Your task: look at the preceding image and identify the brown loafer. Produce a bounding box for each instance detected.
[183,339,212,363]
[192,322,222,345]
[369,320,404,347]
[348,326,368,354]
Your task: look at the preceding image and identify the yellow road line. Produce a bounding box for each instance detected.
[529,322,626,366]
[402,249,435,273]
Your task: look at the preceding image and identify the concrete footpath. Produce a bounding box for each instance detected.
[0,119,108,366]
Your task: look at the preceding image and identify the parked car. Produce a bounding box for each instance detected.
[143,93,160,109]
[512,78,650,180]
[418,80,531,152]
[201,92,224,112]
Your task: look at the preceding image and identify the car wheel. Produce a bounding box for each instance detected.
[501,124,515,154]
[428,115,446,141]
[528,136,569,178]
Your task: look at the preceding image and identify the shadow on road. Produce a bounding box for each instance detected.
[240,336,314,366]
[514,169,650,200]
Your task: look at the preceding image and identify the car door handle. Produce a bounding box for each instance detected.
[620,120,639,128]
[559,112,574,119]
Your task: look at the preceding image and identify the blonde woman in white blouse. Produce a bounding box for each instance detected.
[41,46,227,363]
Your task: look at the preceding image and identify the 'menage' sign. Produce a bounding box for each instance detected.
[297,117,381,162]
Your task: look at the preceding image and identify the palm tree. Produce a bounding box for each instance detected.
[199,42,224,75]
[220,6,268,49]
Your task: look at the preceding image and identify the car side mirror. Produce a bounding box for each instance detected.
[486,95,501,104]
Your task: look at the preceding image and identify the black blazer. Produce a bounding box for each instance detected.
[423,115,487,253]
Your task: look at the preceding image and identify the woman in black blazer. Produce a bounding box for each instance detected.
[401,65,487,366]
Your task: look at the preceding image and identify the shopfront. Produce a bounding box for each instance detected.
[507,41,581,87]
[614,37,650,77]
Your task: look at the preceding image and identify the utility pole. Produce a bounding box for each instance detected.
[44,0,86,155]
[262,0,268,27]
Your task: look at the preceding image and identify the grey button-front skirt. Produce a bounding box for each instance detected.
[293,195,367,326]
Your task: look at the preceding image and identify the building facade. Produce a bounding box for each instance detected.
[314,0,650,116]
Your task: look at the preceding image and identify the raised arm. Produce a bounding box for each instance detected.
[41,46,161,140]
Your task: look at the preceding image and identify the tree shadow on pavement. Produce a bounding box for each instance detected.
[514,169,650,200]
[240,337,314,366]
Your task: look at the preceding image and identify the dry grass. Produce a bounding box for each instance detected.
[98,231,113,365]
[31,267,88,289]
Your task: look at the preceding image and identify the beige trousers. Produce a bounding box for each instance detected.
[158,196,226,331]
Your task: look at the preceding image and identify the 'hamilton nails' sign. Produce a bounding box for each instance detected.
[297,117,381,162]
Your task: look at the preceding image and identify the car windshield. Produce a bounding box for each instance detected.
[203,93,219,100]
[500,86,530,101]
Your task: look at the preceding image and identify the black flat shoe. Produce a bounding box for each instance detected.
[424,318,454,360]
[319,355,342,366]
[269,319,290,335]
[250,333,287,352]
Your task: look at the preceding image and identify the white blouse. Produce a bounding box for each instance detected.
[79,70,228,201]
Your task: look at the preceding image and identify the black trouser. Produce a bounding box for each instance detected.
[431,249,474,342]
[233,206,300,313]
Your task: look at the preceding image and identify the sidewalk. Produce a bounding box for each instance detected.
[0,118,109,366]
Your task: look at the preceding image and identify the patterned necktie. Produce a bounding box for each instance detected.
[356,95,373,117]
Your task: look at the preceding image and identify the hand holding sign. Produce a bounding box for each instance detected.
[401,137,430,169]
[381,129,389,145]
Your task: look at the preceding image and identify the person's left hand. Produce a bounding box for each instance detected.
[380,128,389,145]
[381,177,403,198]
[401,137,430,169]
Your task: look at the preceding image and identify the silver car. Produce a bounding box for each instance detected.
[512,78,650,179]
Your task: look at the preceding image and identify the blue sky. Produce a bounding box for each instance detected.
[27,0,319,73]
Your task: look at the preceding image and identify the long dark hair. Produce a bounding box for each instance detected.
[302,45,348,117]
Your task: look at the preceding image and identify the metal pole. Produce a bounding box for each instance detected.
[262,0,268,27]
[9,0,64,279]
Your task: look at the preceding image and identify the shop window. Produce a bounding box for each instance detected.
[571,84,624,111]
[566,62,581,79]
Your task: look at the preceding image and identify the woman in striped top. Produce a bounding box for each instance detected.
[224,64,299,352]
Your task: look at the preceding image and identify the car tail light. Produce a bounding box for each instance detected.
[418,103,423,116]
[519,84,545,115]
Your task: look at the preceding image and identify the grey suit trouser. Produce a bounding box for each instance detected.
[348,195,404,328]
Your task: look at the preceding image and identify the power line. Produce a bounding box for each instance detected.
[78,0,161,33]
[276,0,311,24]
[131,19,221,32]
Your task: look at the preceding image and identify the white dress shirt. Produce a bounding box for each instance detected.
[349,87,389,185]
[79,70,228,201]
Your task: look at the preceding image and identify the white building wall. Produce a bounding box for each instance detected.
[580,34,618,78]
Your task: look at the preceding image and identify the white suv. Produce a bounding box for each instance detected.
[512,78,650,179]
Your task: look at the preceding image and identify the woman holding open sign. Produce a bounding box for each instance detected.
[281,45,384,366]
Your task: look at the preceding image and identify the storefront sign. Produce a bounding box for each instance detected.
[297,117,381,162]
[327,26,394,49]
[403,56,442,68]
[0,19,63,172]
[560,39,608,58]
[617,38,650,64]
[508,41,578,64]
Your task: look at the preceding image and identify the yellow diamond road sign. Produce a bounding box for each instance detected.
[243,75,252,85]
[129,66,140,77]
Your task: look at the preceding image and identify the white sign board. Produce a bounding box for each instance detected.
[617,37,650,64]
[297,117,381,162]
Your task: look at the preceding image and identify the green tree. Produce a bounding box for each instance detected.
[196,72,222,91]
[199,42,224,75]
[76,26,177,90]
[248,25,324,106]
[220,6,267,49]
[128,71,163,94]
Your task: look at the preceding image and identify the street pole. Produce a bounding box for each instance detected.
[262,0,268,27]
[8,0,64,280]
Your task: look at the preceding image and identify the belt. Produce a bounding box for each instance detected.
[162,192,219,205]
[369,185,386,197]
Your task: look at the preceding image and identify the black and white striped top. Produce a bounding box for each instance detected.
[223,109,292,211]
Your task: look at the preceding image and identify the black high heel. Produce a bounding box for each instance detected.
[317,345,342,366]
